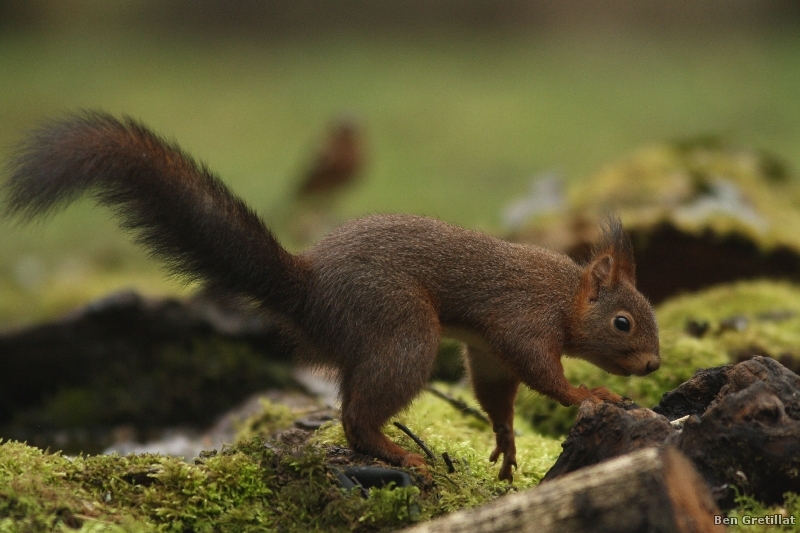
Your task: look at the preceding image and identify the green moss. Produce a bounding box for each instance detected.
[571,141,800,252]
[234,398,297,443]
[0,388,562,532]
[0,437,309,532]
[0,440,152,531]
[728,492,800,532]
[656,280,800,359]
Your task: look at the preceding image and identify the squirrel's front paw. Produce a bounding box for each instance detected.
[586,385,624,404]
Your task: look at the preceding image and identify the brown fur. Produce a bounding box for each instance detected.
[2,112,660,481]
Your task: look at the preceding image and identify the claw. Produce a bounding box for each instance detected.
[489,447,501,463]
[498,457,517,482]
[585,385,624,404]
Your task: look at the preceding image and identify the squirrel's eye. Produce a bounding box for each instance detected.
[613,316,631,333]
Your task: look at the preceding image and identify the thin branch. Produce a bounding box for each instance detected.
[425,385,491,425]
[393,421,435,460]
[442,452,456,473]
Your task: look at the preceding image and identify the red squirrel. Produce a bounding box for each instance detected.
[2,112,660,481]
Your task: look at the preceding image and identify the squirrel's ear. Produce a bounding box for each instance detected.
[591,216,636,285]
[580,254,613,302]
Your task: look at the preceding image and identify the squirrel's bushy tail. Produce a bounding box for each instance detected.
[3,111,308,316]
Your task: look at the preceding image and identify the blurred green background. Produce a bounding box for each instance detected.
[1,0,799,324]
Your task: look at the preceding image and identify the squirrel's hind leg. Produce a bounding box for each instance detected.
[338,312,440,469]
[466,345,520,482]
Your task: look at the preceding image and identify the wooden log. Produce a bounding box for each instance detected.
[400,447,723,533]
[676,358,800,507]
[542,400,674,482]
[543,357,800,508]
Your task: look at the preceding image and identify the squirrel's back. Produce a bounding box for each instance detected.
[299,214,581,353]
[305,214,579,298]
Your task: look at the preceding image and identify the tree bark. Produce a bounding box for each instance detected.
[401,447,722,533]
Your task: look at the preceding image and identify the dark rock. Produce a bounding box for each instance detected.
[676,357,800,506]
[335,466,415,491]
[717,355,800,411]
[294,414,335,430]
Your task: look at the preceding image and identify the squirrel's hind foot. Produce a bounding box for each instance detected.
[489,423,517,482]
[400,452,427,469]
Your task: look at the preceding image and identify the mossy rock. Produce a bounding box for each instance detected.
[576,139,797,227]
[513,140,800,302]
[0,292,298,454]
[0,337,295,455]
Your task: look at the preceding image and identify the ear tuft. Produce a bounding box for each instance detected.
[592,216,636,284]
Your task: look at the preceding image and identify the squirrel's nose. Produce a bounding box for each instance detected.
[645,357,660,374]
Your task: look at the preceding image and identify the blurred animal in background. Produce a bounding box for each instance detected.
[290,116,366,244]
[296,117,365,200]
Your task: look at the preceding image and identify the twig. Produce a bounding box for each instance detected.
[442,452,456,473]
[393,421,435,460]
[425,385,491,425]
